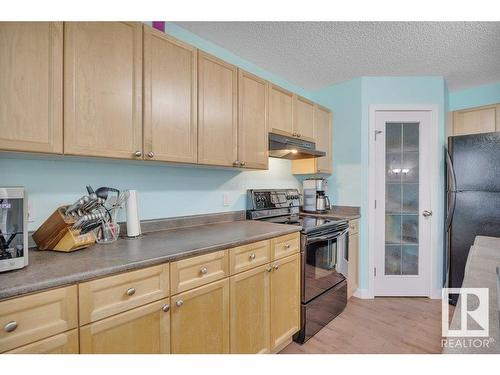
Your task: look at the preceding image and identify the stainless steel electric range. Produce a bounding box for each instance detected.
[246,188,349,344]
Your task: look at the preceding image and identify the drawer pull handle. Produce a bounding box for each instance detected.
[126,287,136,296]
[273,264,279,270]
[176,300,184,307]
[4,321,17,333]
[249,253,256,260]
[284,244,291,249]
[200,267,208,275]
[162,304,170,312]
[266,267,272,273]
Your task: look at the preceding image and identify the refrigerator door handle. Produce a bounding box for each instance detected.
[445,149,457,231]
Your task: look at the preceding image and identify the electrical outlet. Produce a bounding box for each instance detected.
[223,193,231,207]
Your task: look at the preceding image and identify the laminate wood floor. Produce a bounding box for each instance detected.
[280,297,444,354]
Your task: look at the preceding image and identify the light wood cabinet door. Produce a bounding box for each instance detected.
[294,96,315,141]
[270,253,300,350]
[453,105,498,136]
[171,278,229,353]
[230,264,271,353]
[0,286,78,353]
[198,51,237,166]
[314,105,333,173]
[238,69,268,169]
[79,299,170,354]
[7,329,79,354]
[0,22,62,154]
[347,234,359,299]
[143,26,197,163]
[268,84,294,135]
[64,22,143,159]
[291,105,333,175]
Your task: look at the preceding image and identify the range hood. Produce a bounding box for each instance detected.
[269,133,326,160]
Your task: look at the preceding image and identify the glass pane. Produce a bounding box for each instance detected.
[402,215,418,245]
[386,123,401,153]
[385,214,402,245]
[386,184,401,214]
[385,245,402,275]
[402,245,418,275]
[384,122,420,276]
[402,183,418,214]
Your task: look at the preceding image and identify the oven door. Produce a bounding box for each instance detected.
[302,228,348,304]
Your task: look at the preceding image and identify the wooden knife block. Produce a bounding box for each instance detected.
[32,206,96,252]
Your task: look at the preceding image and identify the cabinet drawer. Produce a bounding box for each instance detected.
[229,240,270,275]
[271,233,300,260]
[0,286,78,353]
[79,264,169,325]
[170,250,229,294]
[7,329,79,354]
[349,220,359,235]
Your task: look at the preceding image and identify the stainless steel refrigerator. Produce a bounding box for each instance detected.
[445,131,500,304]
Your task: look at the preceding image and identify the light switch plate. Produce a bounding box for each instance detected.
[223,193,231,206]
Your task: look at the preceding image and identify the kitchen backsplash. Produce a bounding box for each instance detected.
[0,155,301,230]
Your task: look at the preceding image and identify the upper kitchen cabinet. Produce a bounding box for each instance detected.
[64,22,143,159]
[292,105,333,174]
[0,22,63,154]
[268,84,294,135]
[452,104,500,136]
[238,69,269,169]
[198,51,238,167]
[143,26,197,163]
[293,96,315,141]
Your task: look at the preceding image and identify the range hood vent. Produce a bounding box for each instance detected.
[268,133,326,160]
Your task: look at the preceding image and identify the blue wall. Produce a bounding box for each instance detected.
[449,82,500,111]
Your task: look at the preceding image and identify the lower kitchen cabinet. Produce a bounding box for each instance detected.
[347,232,359,299]
[270,253,300,351]
[7,329,79,354]
[170,278,229,354]
[79,299,170,354]
[230,264,271,354]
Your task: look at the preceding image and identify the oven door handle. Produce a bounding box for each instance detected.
[306,228,349,244]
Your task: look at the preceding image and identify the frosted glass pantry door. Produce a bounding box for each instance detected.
[374,111,433,296]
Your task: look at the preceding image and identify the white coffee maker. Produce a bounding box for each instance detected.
[302,178,331,213]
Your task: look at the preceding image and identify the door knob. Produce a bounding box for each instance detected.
[147,151,154,158]
[162,304,170,312]
[134,151,142,157]
[126,287,136,296]
[422,210,433,217]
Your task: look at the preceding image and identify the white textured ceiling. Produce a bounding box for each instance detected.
[175,22,500,91]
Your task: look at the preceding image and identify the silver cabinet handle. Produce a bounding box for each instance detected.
[176,300,184,307]
[233,160,240,167]
[266,267,272,273]
[422,210,433,217]
[4,321,17,333]
[273,264,279,270]
[284,244,291,249]
[134,151,142,157]
[240,161,246,166]
[126,287,136,296]
[147,151,154,158]
[249,253,256,260]
[200,267,208,275]
[162,304,170,312]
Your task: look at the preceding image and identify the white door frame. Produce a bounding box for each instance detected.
[367,105,441,299]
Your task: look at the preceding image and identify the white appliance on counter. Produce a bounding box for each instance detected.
[0,187,28,272]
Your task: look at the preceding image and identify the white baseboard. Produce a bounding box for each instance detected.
[430,287,443,299]
[353,288,373,299]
